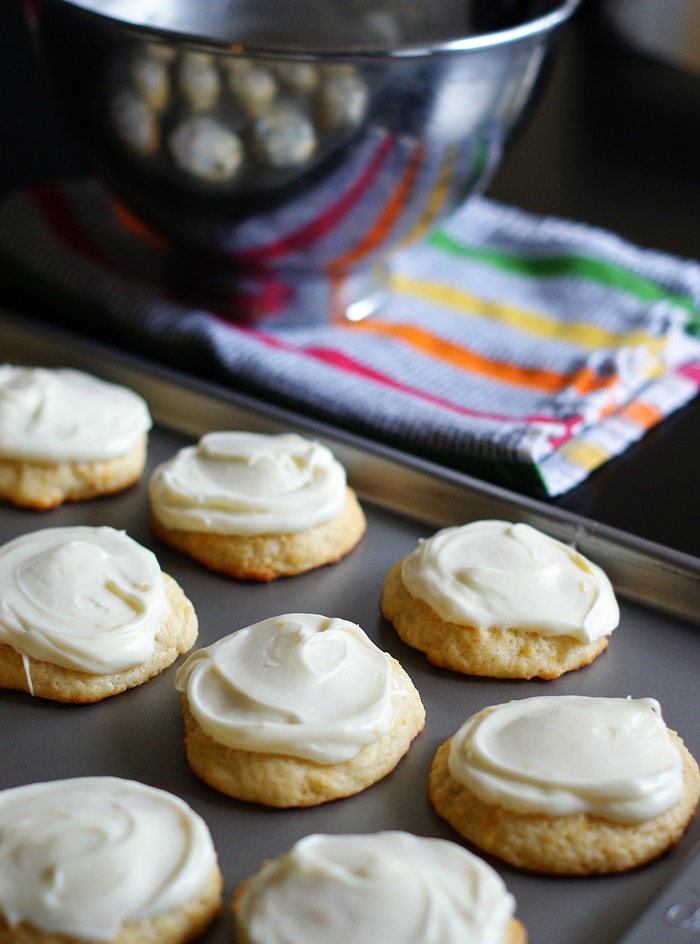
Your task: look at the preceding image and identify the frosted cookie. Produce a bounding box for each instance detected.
[233,831,526,944]
[0,776,222,944]
[131,51,170,111]
[382,519,619,679]
[169,116,244,183]
[112,89,161,155]
[175,613,425,807]
[177,51,221,112]
[253,106,317,169]
[429,695,700,875]
[150,431,366,581]
[0,525,198,703]
[227,63,277,118]
[316,72,368,131]
[0,365,152,509]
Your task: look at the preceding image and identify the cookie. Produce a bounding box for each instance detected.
[0,365,152,509]
[175,613,425,807]
[0,776,222,944]
[382,519,619,679]
[233,831,526,943]
[429,695,700,875]
[149,431,366,580]
[0,526,197,703]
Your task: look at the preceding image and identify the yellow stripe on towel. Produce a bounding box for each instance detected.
[558,439,610,470]
[390,273,660,352]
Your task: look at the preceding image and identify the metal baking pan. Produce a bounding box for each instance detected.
[1,310,699,944]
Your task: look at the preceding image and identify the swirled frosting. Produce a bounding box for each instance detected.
[175,613,394,763]
[402,519,619,643]
[235,831,516,944]
[0,777,218,941]
[149,431,348,535]
[448,696,684,823]
[0,365,151,462]
[0,526,168,674]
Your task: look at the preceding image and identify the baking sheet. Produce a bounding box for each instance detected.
[1,311,699,944]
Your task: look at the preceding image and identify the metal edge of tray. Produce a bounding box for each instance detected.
[3,309,700,627]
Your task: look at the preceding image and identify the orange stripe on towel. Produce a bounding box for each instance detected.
[397,145,458,248]
[332,143,426,274]
[570,366,619,397]
[618,399,664,428]
[329,142,426,320]
[346,319,620,395]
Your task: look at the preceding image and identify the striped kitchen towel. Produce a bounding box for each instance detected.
[1,177,700,496]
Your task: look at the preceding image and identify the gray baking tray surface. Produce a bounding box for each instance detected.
[1,310,699,944]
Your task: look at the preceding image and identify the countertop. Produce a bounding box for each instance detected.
[3,0,700,556]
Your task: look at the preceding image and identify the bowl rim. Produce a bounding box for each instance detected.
[36,0,583,60]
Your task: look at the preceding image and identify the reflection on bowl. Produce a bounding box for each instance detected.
[33,0,581,324]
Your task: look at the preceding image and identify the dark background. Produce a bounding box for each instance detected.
[3,0,700,556]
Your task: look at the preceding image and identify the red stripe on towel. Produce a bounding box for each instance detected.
[235,325,581,432]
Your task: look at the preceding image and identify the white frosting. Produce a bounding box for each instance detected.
[448,696,684,823]
[235,831,516,944]
[0,777,218,941]
[402,519,619,643]
[149,431,348,535]
[0,365,151,462]
[0,526,168,674]
[175,613,395,763]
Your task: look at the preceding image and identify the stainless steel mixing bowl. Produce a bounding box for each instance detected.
[33,0,581,324]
